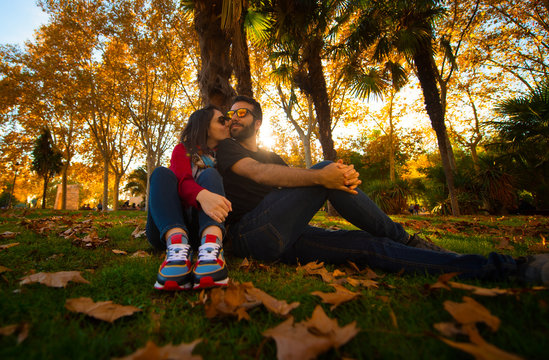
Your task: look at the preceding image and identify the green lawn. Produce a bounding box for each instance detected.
[1,209,548,359]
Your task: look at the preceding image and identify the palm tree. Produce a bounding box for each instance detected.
[124,166,148,200]
[492,82,549,207]
[259,0,352,161]
[344,0,461,215]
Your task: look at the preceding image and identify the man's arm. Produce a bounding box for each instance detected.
[231,157,359,194]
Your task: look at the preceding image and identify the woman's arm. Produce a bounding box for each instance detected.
[169,143,205,208]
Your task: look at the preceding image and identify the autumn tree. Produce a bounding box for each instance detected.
[31,128,63,209]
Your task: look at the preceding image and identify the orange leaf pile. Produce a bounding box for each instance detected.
[114,340,202,360]
[65,297,141,322]
[263,305,359,360]
[19,271,90,288]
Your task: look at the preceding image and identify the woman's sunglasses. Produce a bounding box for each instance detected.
[217,115,230,124]
[226,108,256,119]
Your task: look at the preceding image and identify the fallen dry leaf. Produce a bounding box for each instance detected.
[0,231,19,239]
[0,265,12,274]
[345,277,379,289]
[311,284,360,310]
[443,296,500,332]
[130,250,149,258]
[297,261,336,283]
[20,271,90,288]
[65,297,141,322]
[440,325,524,360]
[204,281,298,320]
[0,242,19,250]
[131,226,146,239]
[447,282,513,296]
[263,305,359,360]
[112,249,128,255]
[433,322,467,337]
[244,283,300,316]
[114,340,202,360]
[0,323,30,344]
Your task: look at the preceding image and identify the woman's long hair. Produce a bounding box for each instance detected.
[179,105,220,156]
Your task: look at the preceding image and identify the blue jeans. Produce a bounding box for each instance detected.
[146,166,226,250]
[228,161,517,280]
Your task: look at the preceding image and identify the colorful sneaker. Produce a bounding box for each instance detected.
[154,234,193,291]
[193,235,229,289]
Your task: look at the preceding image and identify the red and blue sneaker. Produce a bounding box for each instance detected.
[154,234,193,291]
[193,235,229,289]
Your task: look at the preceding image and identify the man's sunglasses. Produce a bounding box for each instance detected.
[226,108,257,119]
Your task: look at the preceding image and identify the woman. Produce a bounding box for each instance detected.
[146,105,231,290]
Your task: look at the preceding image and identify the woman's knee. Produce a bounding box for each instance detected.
[196,168,224,189]
[150,166,176,184]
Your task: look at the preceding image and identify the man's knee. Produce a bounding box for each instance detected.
[310,160,333,170]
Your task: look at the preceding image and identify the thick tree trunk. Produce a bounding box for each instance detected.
[232,16,253,97]
[41,177,48,209]
[113,174,121,211]
[388,92,395,182]
[305,40,336,161]
[194,0,236,110]
[413,49,460,216]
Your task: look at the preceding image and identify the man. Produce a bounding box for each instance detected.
[217,95,549,284]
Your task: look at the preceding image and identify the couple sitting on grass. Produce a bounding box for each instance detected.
[146,95,549,291]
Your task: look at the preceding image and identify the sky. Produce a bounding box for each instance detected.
[0,0,49,46]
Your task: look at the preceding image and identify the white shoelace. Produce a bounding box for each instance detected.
[198,242,221,262]
[166,243,190,262]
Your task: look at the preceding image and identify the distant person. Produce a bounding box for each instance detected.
[408,204,414,215]
[414,203,420,215]
[216,95,549,285]
[96,202,102,211]
[146,105,231,291]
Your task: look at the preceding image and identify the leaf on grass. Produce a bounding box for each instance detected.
[494,237,514,251]
[20,271,90,288]
[0,242,19,250]
[244,283,300,316]
[114,340,202,360]
[204,281,260,320]
[112,249,128,255]
[297,261,336,283]
[65,297,141,322]
[0,231,19,239]
[204,281,298,320]
[130,250,149,258]
[427,272,461,291]
[447,282,513,296]
[311,284,360,310]
[443,296,500,331]
[433,322,467,337]
[72,230,109,248]
[263,305,359,360]
[0,323,30,344]
[131,226,146,239]
[440,325,524,360]
[0,265,12,274]
[345,277,379,289]
[332,269,346,277]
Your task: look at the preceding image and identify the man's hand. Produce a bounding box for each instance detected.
[317,162,359,194]
[336,160,362,190]
[196,190,232,223]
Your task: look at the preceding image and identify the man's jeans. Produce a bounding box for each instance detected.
[146,166,226,250]
[228,161,517,280]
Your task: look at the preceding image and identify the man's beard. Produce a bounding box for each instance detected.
[231,120,256,141]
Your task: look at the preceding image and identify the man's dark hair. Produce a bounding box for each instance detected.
[179,105,220,155]
[232,95,262,121]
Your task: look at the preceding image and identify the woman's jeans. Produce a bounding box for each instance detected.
[146,166,226,250]
[228,161,517,281]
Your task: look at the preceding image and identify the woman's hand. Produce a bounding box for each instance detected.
[196,189,232,223]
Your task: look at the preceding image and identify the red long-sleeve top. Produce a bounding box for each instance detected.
[169,143,204,208]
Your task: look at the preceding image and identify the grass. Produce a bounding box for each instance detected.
[0,209,548,359]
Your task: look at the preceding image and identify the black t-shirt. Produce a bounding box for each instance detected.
[217,138,287,224]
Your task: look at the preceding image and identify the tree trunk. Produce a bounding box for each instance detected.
[194,0,236,110]
[388,92,395,182]
[41,177,48,209]
[102,157,109,212]
[113,174,121,211]
[413,48,460,216]
[305,40,336,161]
[232,14,253,97]
[61,164,68,210]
